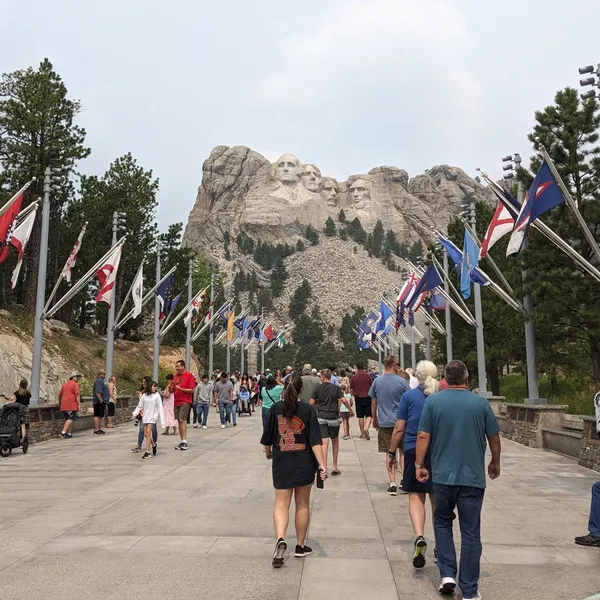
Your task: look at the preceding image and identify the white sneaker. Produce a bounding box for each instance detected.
[193,424,198,428]
[221,424,226,429]
[202,425,207,430]
[226,423,230,427]
[463,594,481,600]
[438,578,456,595]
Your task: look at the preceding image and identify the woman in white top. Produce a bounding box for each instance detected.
[132,380,165,459]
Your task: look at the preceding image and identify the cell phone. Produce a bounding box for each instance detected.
[316,468,324,489]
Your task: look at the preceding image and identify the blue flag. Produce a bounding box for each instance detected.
[406,264,443,309]
[408,310,415,327]
[438,233,489,288]
[461,230,479,299]
[170,291,183,315]
[375,301,393,333]
[156,275,175,319]
[507,160,565,256]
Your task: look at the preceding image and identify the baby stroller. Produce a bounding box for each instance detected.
[0,403,29,457]
[238,387,252,416]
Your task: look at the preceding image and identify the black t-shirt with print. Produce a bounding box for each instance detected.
[260,401,322,489]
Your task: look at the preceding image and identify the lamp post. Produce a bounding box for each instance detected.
[106,211,127,379]
[578,63,600,100]
[502,154,542,403]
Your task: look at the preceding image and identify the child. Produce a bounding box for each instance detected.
[239,385,251,415]
[340,383,354,440]
[132,380,164,459]
[161,374,178,435]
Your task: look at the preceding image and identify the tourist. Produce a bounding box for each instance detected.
[575,482,600,547]
[340,383,354,440]
[214,371,234,429]
[193,374,212,429]
[388,360,439,568]
[351,361,374,440]
[93,369,109,435]
[405,367,420,390]
[300,364,320,404]
[329,366,339,386]
[260,375,284,430]
[369,354,410,496]
[415,360,501,599]
[11,378,31,407]
[173,360,195,450]
[239,384,251,415]
[132,379,164,459]
[231,372,241,426]
[161,374,178,435]
[132,376,157,453]
[106,376,117,428]
[310,369,351,475]
[59,372,81,439]
[338,369,351,393]
[260,375,326,568]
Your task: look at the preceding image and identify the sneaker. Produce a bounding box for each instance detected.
[65,433,72,439]
[59,432,68,439]
[131,446,141,453]
[463,593,482,600]
[233,423,237,427]
[272,538,287,568]
[360,431,365,439]
[364,430,370,440]
[221,424,226,429]
[202,425,207,430]
[142,452,151,459]
[412,536,427,568]
[98,429,106,435]
[294,544,313,558]
[152,443,157,456]
[226,423,230,428]
[438,577,456,595]
[387,484,397,496]
[575,534,600,547]
[193,423,198,428]
[179,442,188,451]
[93,430,101,435]
[434,547,438,563]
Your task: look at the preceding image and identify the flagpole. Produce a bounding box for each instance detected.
[538,142,600,264]
[113,261,140,328]
[261,307,266,373]
[226,338,231,373]
[0,180,35,219]
[410,327,416,371]
[153,240,161,382]
[241,332,245,374]
[159,284,209,338]
[208,273,215,377]
[191,298,232,343]
[442,250,453,363]
[399,331,405,369]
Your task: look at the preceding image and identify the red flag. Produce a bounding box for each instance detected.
[480,202,514,259]
[95,244,123,308]
[10,207,38,289]
[61,224,87,282]
[0,190,25,263]
[264,324,275,341]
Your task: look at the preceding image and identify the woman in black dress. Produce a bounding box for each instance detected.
[260,375,326,568]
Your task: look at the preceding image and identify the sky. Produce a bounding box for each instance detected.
[1,0,600,231]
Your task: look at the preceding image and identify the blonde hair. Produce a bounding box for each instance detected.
[340,383,348,393]
[416,360,439,396]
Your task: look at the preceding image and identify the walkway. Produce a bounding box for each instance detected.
[0,414,598,600]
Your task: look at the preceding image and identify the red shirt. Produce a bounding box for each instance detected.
[439,379,449,390]
[350,369,373,398]
[173,371,195,406]
[59,380,80,412]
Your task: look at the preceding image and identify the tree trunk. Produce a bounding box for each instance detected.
[549,365,558,397]
[487,364,500,396]
[590,336,600,385]
[78,295,86,330]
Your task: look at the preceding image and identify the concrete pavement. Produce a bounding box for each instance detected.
[0,411,598,599]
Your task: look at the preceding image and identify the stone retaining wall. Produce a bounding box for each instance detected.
[27,396,135,444]
[500,403,568,448]
[578,417,600,472]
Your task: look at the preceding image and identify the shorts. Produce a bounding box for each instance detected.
[174,403,191,422]
[319,422,340,439]
[340,412,350,421]
[93,403,106,418]
[107,402,116,417]
[63,411,77,421]
[378,426,395,453]
[402,448,433,494]
[355,397,372,419]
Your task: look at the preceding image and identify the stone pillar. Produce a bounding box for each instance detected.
[247,343,258,375]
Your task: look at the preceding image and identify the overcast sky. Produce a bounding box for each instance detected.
[1,0,599,230]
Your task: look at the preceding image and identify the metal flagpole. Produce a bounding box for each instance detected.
[113,261,139,328]
[240,333,245,374]
[443,249,453,363]
[152,241,161,382]
[261,307,265,373]
[226,339,231,373]
[399,332,405,369]
[208,273,215,377]
[425,322,431,360]
[410,327,416,371]
[185,261,194,369]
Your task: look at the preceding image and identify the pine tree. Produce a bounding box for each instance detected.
[371,220,384,257]
[338,209,347,223]
[296,239,305,252]
[306,225,320,245]
[289,279,312,317]
[324,217,336,237]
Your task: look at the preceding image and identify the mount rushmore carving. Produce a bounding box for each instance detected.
[182,145,491,265]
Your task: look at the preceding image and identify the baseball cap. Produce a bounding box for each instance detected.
[312,368,317,374]
[70,371,82,379]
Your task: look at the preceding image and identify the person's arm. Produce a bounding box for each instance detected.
[415,399,433,483]
[176,375,195,394]
[229,384,234,403]
[390,419,406,454]
[132,394,144,418]
[487,433,501,479]
[157,393,165,428]
[95,383,103,404]
[306,403,326,478]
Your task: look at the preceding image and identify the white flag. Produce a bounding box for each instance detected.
[95,244,123,308]
[61,224,87,282]
[132,263,144,318]
[183,289,206,327]
[10,206,38,289]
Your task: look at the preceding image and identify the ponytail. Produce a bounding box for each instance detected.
[283,375,303,419]
[423,375,439,397]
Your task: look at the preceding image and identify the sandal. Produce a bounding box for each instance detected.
[331,469,341,476]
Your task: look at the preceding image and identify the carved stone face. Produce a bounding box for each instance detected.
[321,177,339,207]
[272,154,302,185]
[301,164,321,192]
[349,179,370,209]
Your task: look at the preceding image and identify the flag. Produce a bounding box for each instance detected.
[480,201,514,259]
[408,310,415,327]
[383,323,393,336]
[375,301,393,333]
[203,297,214,325]
[0,189,25,264]
[507,160,565,257]
[461,230,479,299]
[264,323,275,341]
[95,244,123,307]
[227,311,236,341]
[277,332,287,348]
[10,207,38,289]
[364,310,379,333]
[437,233,489,287]
[61,224,87,282]
[132,263,144,319]
[429,291,447,311]
[406,264,443,309]
[184,289,206,327]
[170,291,183,315]
[156,274,175,319]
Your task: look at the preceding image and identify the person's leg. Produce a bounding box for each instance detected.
[137,421,144,448]
[433,484,458,582]
[274,488,293,540]
[219,402,226,425]
[386,450,397,485]
[144,424,152,454]
[331,435,340,472]
[232,402,237,425]
[343,416,349,438]
[201,403,209,426]
[322,437,330,472]
[63,418,73,434]
[456,486,485,599]
[358,417,365,437]
[179,419,187,441]
[409,493,427,537]
[294,485,312,547]
[588,482,600,537]
[225,402,232,425]
[94,415,101,432]
[152,424,158,444]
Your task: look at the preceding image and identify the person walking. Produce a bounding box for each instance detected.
[59,372,81,439]
[173,360,195,450]
[260,375,284,430]
[575,481,600,547]
[260,375,327,568]
[93,369,109,435]
[193,374,213,429]
[351,362,374,440]
[340,383,354,440]
[299,364,320,404]
[161,374,178,435]
[369,354,410,495]
[132,380,164,459]
[214,371,235,428]
[106,376,117,428]
[388,360,439,568]
[310,369,351,475]
[132,376,158,453]
[415,360,501,599]
[405,367,420,390]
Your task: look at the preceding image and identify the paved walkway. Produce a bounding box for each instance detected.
[0,413,598,600]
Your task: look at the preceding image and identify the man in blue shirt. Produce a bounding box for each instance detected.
[369,354,409,496]
[416,360,501,600]
[92,369,110,435]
